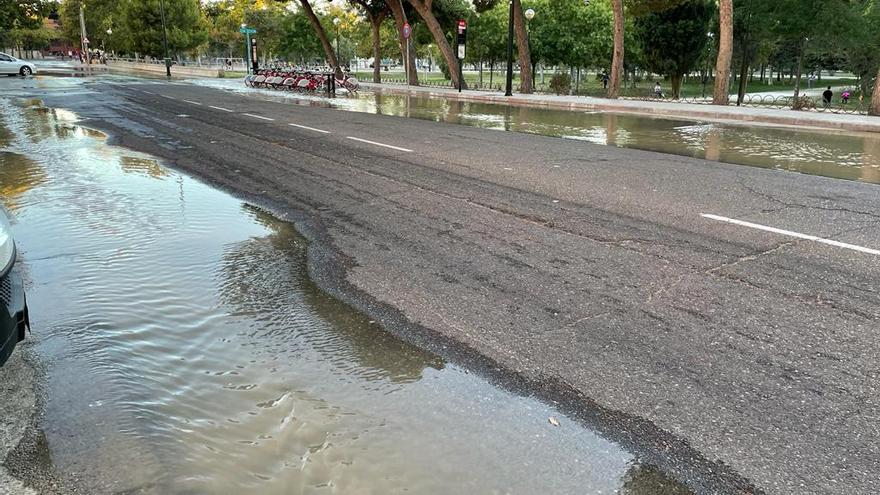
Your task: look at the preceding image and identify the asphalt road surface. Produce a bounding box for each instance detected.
[27,78,880,494]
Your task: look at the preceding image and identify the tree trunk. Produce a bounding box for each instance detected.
[408,0,465,89]
[388,0,418,85]
[870,65,880,116]
[299,0,340,76]
[608,0,624,99]
[736,54,748,105]
[512,0,533,93]
[792,38,806,108]
[671,74,683,99]
[368,11,385,83]
[712,0,732,105]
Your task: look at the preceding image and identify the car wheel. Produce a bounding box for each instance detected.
[20,66,32,76]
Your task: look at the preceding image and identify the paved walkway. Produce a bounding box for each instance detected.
[361,81,880,133]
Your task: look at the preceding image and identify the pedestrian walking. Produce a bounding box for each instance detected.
[602,72,609,89]
[822,86,833,107]
[841,90,850,104]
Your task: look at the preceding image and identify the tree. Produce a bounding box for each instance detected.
[512,0,533,93]
[351,0,389,83]
[608,0,624,98]
[298,0,340,73]
[634,0,713,98]
[712,0,732,104]
[467,1,507,87]
[119,0,208,58]
[276,11,327,63]
[58,0,119,51]
[871,65,880,116]
[765,0,856,107]
[407,0,466,89]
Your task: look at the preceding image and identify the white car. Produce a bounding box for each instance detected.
[0,53,36,76]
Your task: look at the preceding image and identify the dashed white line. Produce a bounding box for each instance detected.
[701,214,880,256]
[161,95,176,100]
[243,113,275,121]
[346,136,412,153]
[183,100,202,106]
[209,105,233,112]
[288,123,331,134]
[142,90,155,94]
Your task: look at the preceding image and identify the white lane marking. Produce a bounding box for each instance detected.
[701,214,880,256]
[243,113,275,121]
[183,100,202,106]
[142,90,155,94]
[161,95,176,100]
[346,136,412,153]
[209,105,233,112]
[288,123,331,134]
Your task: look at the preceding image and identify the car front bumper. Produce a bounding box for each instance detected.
[0,271,28,367]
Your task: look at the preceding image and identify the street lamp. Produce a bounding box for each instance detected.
[524,9,535,88]
[333,17,341,69]
[159,0,171,77]
[703,31,714,99]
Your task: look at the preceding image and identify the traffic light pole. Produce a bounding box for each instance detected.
[504,0,515,96]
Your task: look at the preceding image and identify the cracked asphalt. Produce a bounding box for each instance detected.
[13,76,880,494]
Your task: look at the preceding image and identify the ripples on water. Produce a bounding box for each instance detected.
[194,78,880,184]
[0,97,692,494]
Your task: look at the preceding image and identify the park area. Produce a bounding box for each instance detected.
[3,0,880,115]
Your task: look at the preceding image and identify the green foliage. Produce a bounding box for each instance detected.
[634,0,713,97]
[549,72,571,94]
[119,0,209,57]
[466,1,507,66]
[276,12,326,63]
[527,0,614,69]
[58,0,119,51]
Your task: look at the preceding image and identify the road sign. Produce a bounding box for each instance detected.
[456,19,467,59]
[403,22,411,39]
[239,27,257,34]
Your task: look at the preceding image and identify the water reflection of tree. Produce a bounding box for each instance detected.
[0,152,48,212]
[119,156,169,180]
[217,204,443,384]
[620,464,693,495]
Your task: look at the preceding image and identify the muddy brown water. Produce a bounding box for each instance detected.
[0,95,694,494]
[194,79,880,185]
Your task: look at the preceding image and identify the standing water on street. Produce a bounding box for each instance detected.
[0,98,693,493]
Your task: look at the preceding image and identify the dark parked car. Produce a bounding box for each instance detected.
[0,209,28,366]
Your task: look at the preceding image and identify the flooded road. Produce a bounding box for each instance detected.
[0,97,693,493]
[195,79,880,184]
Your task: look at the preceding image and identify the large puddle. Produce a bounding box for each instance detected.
[194,78,880,184]
[0,98,694,493]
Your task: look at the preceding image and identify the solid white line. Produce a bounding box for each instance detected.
[346,136,412,152]
[288,123,330,134]
[183,100,202,106]
[209,105,233,112]
[701,214,880,256]
[244,113,274,121]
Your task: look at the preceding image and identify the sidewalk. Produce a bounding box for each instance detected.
[360,82,880,133]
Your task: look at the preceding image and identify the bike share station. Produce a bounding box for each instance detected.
[241,25,352,97]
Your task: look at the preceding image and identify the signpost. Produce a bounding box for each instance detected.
[239,26,257,75]
[403,22,411,86]
[456,19,467,92]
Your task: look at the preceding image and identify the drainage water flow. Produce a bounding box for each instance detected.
[0,98,691,494]
[195,78,880,185]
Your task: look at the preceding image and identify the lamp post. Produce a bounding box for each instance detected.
[504,0,515,96]
[525,8,535,89]
[703,31,714,99]
[159,0,171,77]
[333,17,341,69]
